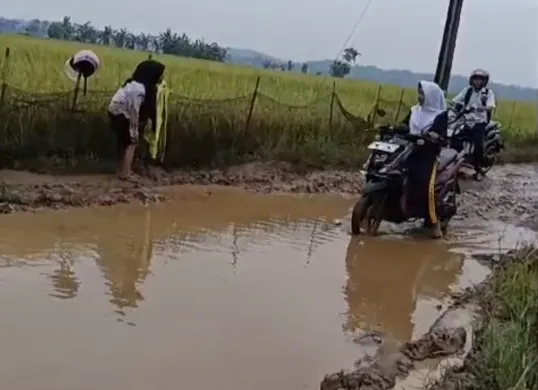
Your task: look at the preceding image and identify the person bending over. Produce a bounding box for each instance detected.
[108,59,166,181]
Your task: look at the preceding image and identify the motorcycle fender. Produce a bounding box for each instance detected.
[437,158,464,184]
[485,132,500,142]
[363,181,389,195]
[485,137,501,151]
[436,169,452,186]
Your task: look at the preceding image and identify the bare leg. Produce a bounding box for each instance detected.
[119,144,137,180]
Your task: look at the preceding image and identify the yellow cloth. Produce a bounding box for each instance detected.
[144,81,169,162]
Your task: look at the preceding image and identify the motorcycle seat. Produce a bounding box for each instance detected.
[438,148,458,171]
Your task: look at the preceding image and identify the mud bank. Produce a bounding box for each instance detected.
[0,162,364,214]
[320,247,538,390]
[428,248,538,390]
[320,305,471,390]
[319,164,538,390]
[2,162,538,217]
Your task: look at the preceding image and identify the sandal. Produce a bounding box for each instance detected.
[118,173,141,183]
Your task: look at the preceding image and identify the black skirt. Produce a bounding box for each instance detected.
[108,112,134,159]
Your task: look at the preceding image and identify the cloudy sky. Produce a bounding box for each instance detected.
[2,0,536,87]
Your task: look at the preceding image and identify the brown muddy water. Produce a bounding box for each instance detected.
[0,165,537,390]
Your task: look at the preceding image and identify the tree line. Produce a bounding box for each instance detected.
[27,16,360,77]
[261,47,360,78]
[46,16,227,62]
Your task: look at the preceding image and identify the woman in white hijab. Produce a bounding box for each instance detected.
[409,81,447,135]
[401,81,448,238]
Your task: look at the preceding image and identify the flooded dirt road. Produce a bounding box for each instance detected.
[0,164,537,390]
[0,189,486,390]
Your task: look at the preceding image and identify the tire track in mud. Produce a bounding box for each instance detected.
[457,164,538,229]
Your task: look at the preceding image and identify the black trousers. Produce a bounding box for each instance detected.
[406,147,438,225]
[467,123,486,170]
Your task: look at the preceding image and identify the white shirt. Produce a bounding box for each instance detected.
[108,81,146,139]
[452,87,496,125]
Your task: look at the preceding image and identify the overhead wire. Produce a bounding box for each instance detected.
[311,0,376,92]
[333,0,375,61]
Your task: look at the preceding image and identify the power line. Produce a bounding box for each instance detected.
[310,0,375,91]
[333,0,375,60]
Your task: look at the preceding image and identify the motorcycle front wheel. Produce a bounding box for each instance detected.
[481,145,498,175]
[351,194,383,236]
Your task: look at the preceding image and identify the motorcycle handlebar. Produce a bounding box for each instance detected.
[377,126,446,146]
[404,132,446,146]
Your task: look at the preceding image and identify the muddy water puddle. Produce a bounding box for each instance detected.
[0,187,500,390]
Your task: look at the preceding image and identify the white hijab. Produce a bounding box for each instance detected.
[409,81,447,135]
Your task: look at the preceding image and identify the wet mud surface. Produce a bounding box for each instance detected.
[0,163,537,390]
[0,162,363,213]
[319,164,538,390]
[0,191,494,390]
[2,162,537,225]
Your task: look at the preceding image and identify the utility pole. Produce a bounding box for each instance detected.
[536,92,538,134]
[434,0,465,92]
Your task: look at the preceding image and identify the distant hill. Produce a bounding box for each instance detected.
[1,16,535,101]
[225,48,281,67]
[302,60,537,101]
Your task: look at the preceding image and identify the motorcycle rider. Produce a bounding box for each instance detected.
[451,69,496,180]
[399,81,448,238]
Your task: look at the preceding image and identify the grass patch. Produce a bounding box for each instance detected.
[0,34,537,170]
[431,249,538,390]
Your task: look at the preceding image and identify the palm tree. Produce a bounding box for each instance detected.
[113,28,128,48]
[137,33,151,51]
[99,25,114,45]
[125,33,137,49]
[61,16,73,40]
[159,28,179,54]
[74,21,96,43]
[343,47,360,64]
[149,35,161,52]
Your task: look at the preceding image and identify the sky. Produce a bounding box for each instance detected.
[2,0,536,87]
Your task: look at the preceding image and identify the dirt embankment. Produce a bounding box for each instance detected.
[0,162,365,214]
[321,304,470,390]
[320,247,538,390]
[2,162,538,222]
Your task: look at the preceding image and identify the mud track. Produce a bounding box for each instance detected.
[0,162,364,214]
[1,162,537,389]
[2,162,537,221]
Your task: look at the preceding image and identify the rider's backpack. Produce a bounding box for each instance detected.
[463,87,491,123]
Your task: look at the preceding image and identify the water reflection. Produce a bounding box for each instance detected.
[48,248,80,300]
[94,207,153,315]
[343,236,464,342]
[0,192,490,390]
[0,194,352,321]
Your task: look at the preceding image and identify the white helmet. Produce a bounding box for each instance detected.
[469,68,490,86]
[64,50,100,82]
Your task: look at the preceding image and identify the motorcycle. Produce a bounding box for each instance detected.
[353,126,464,236]
[447,105,504,176]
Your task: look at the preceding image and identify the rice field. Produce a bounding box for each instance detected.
[0,34,536,169]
